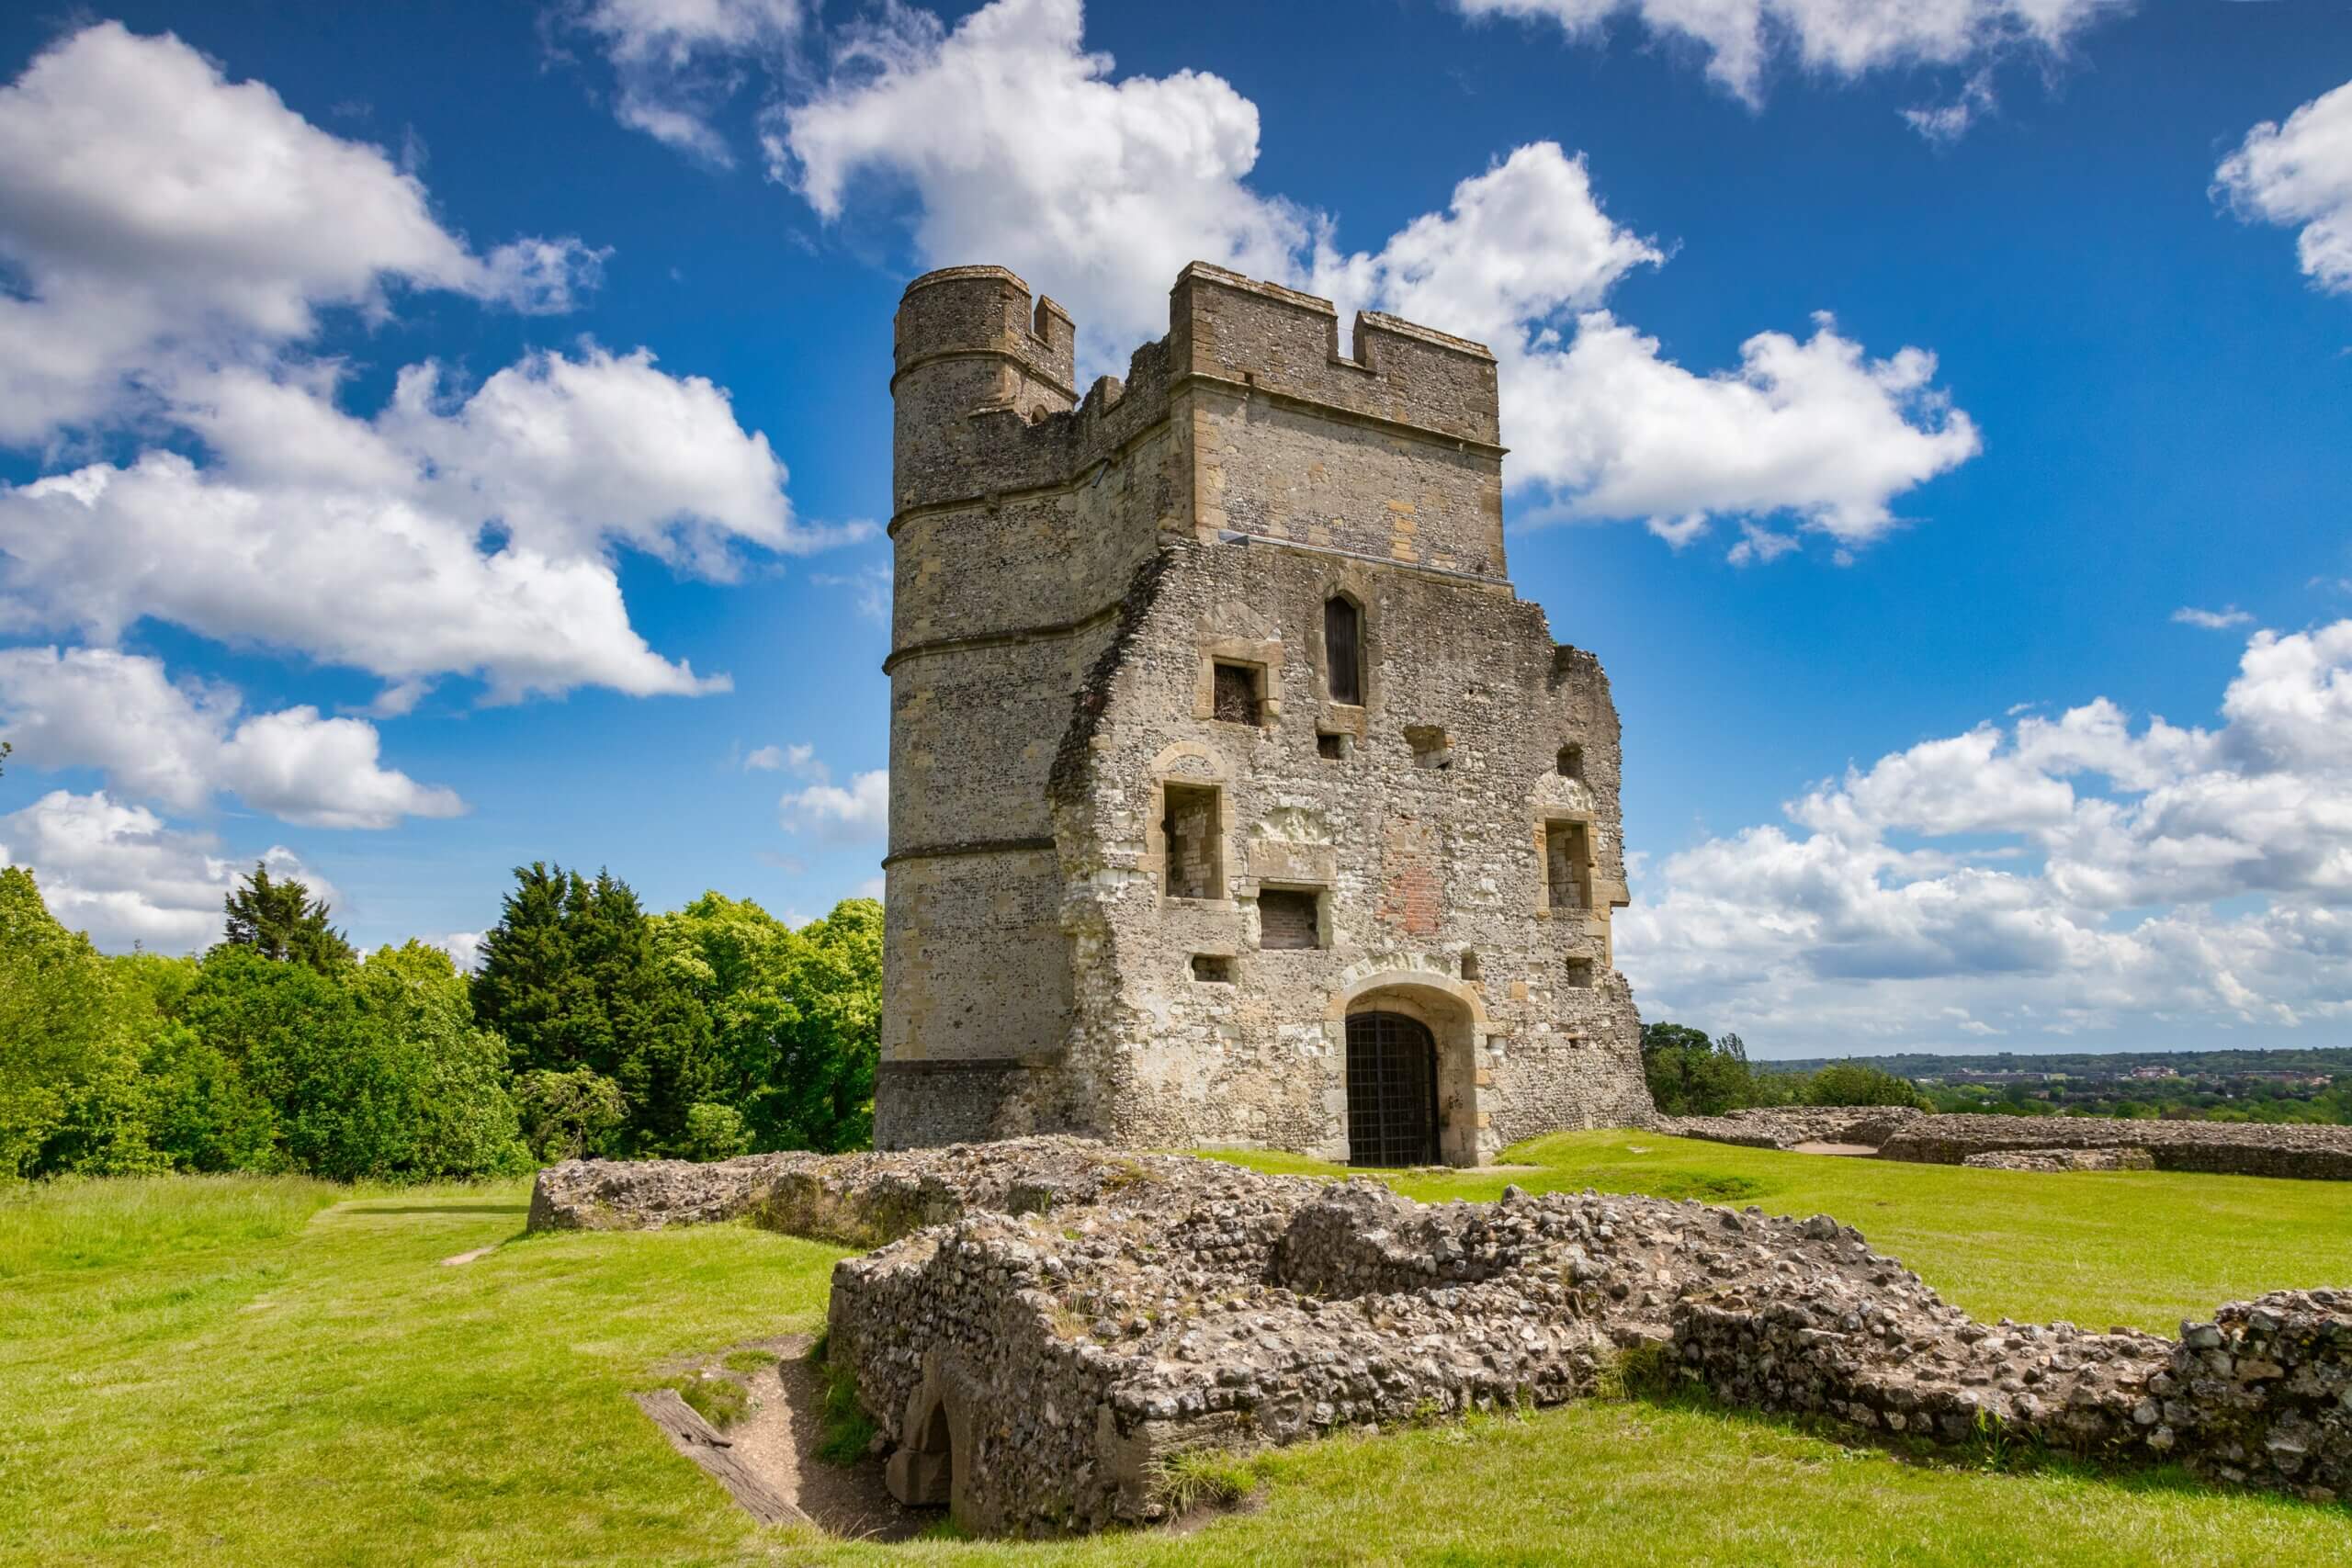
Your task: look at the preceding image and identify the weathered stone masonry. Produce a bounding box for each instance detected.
[533,1142,2352,1536]
[879,262,1651,1161]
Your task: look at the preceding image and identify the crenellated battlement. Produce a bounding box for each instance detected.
[890,262,1504,519]
[1168,263,1500,447]
[895,265,1077,401]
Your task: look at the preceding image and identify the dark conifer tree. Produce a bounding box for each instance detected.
[219,863,356,971]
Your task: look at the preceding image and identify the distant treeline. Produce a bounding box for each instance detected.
[1643,1030,2352,1126]
[1761,1047,2352,1078]
[0,861,878,1184]
[1639,1025,1928,1119]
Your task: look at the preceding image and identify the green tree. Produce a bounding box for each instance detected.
[220,863,356,971]
[513,1067,628,1163]
[138,1023,278,1173]
[1640,1021,1760,1117]
[181,942,525,1181]
[654,894,881,1154]
[0,867,158,1177]
[474,863,713,1155]
[1800,1061,1931,1110]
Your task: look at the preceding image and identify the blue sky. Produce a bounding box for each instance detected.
[2,0,2349,1057]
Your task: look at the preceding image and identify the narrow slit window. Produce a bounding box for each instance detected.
[1212,662,1261,725]
[1258,888,1321,950]
[1460,952,1481,982]
[1545,820,1591,911]
[1324,597,1363,705]
[1161,784,1223,898]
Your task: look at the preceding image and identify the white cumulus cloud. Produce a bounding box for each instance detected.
[1618,618,2352,1053]
[0,647,462,829]
[0,348,842,702]
[566,0,803,164]
[1455,0,2127,111]
[774,0,1308,359]
[771,5,1979,559]
[0,790,330,953]
[779,767,888,843]
[1316,144,1979,555]
[2216,78,2352,296]
[0,23,602,444]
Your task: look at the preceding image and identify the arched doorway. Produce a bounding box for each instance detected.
[1346,1010,1438,1167]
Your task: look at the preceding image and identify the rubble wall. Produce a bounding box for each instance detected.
[531,1142,2352,1536]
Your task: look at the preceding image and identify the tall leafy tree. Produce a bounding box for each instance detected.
[473,863,713,1155]
[220,863,356,971]
[0,868,158,1177]
[655,894,881,1154]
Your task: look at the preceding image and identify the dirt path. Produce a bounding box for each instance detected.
[643,1334,923,1542]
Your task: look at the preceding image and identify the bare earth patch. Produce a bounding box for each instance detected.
[638,1334,921,1541]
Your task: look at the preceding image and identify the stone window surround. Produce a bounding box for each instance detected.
[1192,637,1283,728]
[1533,811,1601,920]
[1253,883,1331,951]
[1145,741,1242,908]
[1308,569,1381,719]
[1321,589,1366,705]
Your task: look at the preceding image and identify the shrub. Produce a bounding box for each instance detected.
[514,1067,627,1163]
[682,1101,750,1162]
[1801,1062,1931,1111]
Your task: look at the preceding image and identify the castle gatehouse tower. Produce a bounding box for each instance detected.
[876,262,1652,1164]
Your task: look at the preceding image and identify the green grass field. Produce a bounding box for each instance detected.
[2,1134,2347,1566]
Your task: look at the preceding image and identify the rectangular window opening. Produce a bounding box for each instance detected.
[1324,598,1363,705]
[1317,731,1346,761]
[1212,661,1261,725]
[1565,957,1596,989]
[1161,784,1223,899]
[1191,953,1234,983]
[1545,820,1592,911]
[1258,887,1322,950]
[1405,725,1451,770]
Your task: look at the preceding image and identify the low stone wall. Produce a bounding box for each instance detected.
[1964,1148,2155,1172]
[1665,1108,2352,1181]
[1880,1115,2352,1180]
[529,1141,2352,1536]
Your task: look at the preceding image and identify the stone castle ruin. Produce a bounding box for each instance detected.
[535,1142,2352,1536]
[879,262,1649,1162]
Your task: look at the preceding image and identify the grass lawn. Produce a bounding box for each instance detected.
[0,1134,2345,1566]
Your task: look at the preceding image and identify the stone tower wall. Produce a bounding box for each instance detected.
[877,262,1653,1155]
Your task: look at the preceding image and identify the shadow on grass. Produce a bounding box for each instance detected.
[340,1203,530,1216]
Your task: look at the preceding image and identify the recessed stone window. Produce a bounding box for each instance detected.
[1161,783,1223,899]
[1258,887,1321,950]
[1557,743,1584,781]
[1460,952,1481,981]
[1544,820,1591,911]
[1212,661,1261,725]
[1191,953,1234,983]
[1324,596,1363,705]
[1317,731,1347,761]
[1565,957,1596,988]
[1404,725,1452,769]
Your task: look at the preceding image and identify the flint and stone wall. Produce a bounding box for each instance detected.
[530,1142,2352,1536]
[879,263,1651,1160]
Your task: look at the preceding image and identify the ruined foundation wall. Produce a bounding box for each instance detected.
[534,1143,2352,1536]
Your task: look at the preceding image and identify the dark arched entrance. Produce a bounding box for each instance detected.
[1346,1010,1438,1167]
